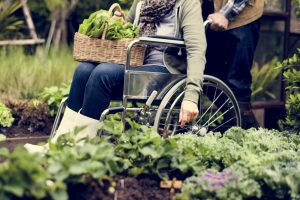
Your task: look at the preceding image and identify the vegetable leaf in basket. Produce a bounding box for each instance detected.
[79,10,111,38]
[106,18,138,39]
[78,9,139,39]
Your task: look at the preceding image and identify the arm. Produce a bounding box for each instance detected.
[126,0,140,23]
[219,0,250,20]
[209,0,250,31]
[115,0,139,22]
[180,0,207,126]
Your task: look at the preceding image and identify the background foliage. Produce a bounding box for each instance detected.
[279,50,300,132]
[0,1,23,40]
[0,47,76,99]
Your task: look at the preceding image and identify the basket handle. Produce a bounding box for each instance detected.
[101,3,125,40]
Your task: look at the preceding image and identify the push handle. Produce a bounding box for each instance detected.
[203,19,212,28]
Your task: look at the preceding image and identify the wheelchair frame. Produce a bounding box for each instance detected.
[50,20,241,139]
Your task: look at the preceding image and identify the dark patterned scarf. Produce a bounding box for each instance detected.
[139,0,177,36]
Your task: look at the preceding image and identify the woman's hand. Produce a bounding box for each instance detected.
[179,100,199,128]
[114,10,126,21]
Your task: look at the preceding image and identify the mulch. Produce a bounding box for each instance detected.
[69,175,177,200]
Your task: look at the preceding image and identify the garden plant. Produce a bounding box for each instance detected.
[1,118,300,199]
[0,0,300,199]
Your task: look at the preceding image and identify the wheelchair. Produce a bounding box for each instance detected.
[50,21,241,139]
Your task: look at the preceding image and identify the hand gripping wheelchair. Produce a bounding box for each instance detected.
[50,21,241,139]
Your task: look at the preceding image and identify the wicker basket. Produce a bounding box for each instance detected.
[73,4,146,66]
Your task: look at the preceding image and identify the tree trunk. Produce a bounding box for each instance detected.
[49,0,78,49]
[53,11,68,49]
[60,11,68,45]
[53,20,61,49]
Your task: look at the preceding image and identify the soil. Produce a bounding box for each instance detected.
[1,99,54,138]
[0,99,53,151]
[114,176,176,200]
[69,176,177,200]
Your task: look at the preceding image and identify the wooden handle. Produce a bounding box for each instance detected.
[101,3,125,40]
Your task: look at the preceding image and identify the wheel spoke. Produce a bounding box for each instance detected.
[204,105,234,128]
[196,91,224,125]
[154,76,241,135]
[210,117,236,132]
[202,98,230,127]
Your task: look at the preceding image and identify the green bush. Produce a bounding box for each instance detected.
[1,119,300,199]
[279,50,300,132]
[103,119,300,200]
[0,1,24,40]
[39,84,70,116]
[0,127,127,200]
[251,58,282,101]
[0,102,14,128]
[0,147,54,200]
[175,167,261,200]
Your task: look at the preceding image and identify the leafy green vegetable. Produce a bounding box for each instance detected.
[106,18,138,39]
[0,102,14,128]
[1,115,300,199]
[78,9,138,39]
[79,10,110,35]
[0,147,66,200]
[175,167,261,200]
[39,84,70,117]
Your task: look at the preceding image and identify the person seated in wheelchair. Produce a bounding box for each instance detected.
[53,0,207,142]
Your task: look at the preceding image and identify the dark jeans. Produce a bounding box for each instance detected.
[68,62,170,119]
[204,20,260,103]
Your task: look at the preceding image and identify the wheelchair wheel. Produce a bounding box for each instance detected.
[153,75,241,137]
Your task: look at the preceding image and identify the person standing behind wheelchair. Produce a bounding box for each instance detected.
[52,0,207,142]
[202,0,264,129]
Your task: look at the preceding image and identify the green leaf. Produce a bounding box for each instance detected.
[128,167,145,176]
[4,183,24,197]
[139,146,161,158]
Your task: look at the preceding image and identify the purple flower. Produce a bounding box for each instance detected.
[199,169,238,189]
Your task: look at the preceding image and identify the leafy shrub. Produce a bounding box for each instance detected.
[279,50,300,132]
[1,118,300,199]
[0,127,128,200]
[171,127,300,199]
[101,117,300,200]
[0,147,57,200]
[0,1,23,40]
[102,118,204,179]
[251,58,282,101]
[0,102,14,128]
[39,84,70,116]
[46,129,127,198]
[175,167,261,200]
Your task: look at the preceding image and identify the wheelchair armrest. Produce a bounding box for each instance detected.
[125,36,185,69]
[138,36,185,48]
